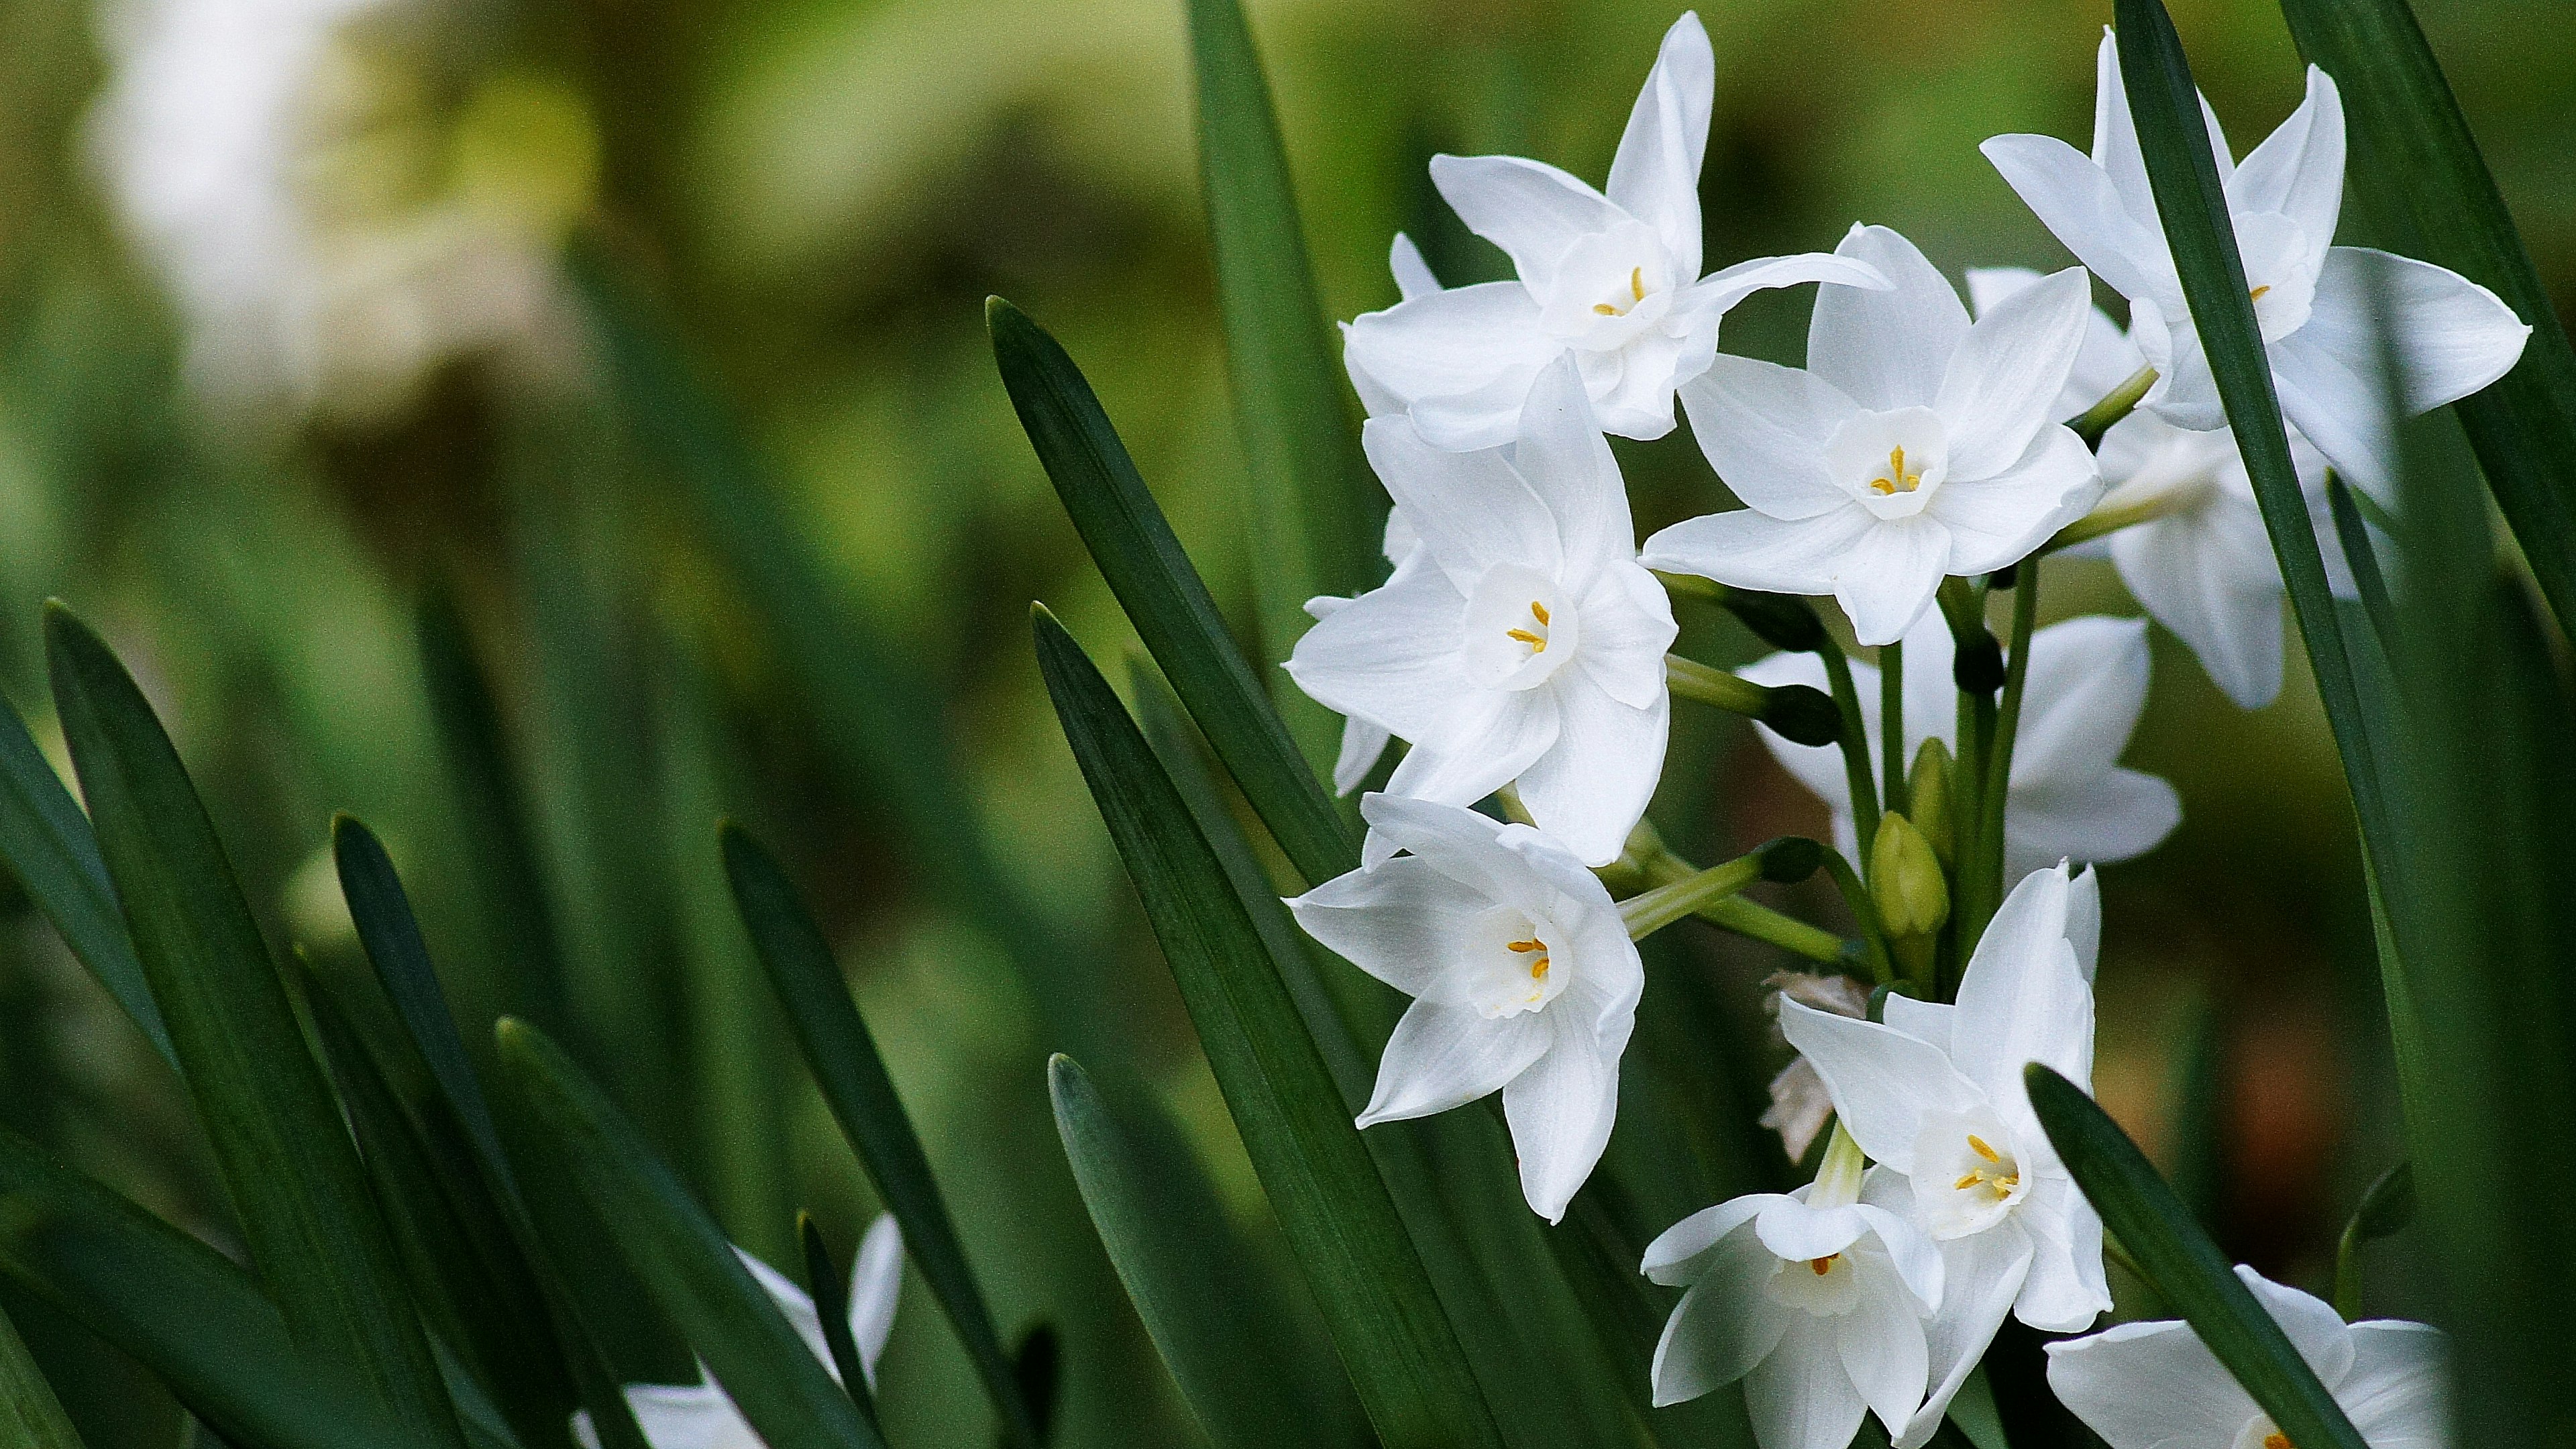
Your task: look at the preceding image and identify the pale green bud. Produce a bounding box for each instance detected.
[1906,739,1955,868]
[1870,811,1950,941]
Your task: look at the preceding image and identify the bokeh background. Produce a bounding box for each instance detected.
[0,0,2566,1442]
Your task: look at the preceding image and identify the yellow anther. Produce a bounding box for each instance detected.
[1808,1256,1835,1276]
[1592,268,1649,317]
[1867,445,1924,496]
[2250,284,2273,303]
[2263,1435,2291,1449]
[1968,1134,2000,1163]
[1505,629,1546,651]
[1506,938,1546,953]
[1530,600,1551,626]
[1955,1173,1983,1190]
[1593,303,1617,315]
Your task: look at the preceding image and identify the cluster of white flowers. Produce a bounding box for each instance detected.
[1283,14,2509,1449]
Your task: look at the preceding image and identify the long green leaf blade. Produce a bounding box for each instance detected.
[989,298,1354,888]
[0,1301,84,1449]
[0,689,172,1067]
[494,1018,885,1449]
[718,824,1040,1449]
[1049,1054,1326,1449]
[42,604,464,1448]
[1032,605,1503,1449]
[2026,1066,2367,1449]
[2277,0,2576,636]
[1186,0,1383,773]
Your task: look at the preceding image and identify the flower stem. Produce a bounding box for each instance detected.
[1620,855,1764,939]
[1816,848,1896,985]
[2070,363,2158,449]
[1968,571,2042,949]
[1664,653,1768,714]
[1878,638,1907,821]
[1817,637,1882,853]
[1618,833,1857,966]
[1811,1120,1867,1207]
[2038,484,2194,556]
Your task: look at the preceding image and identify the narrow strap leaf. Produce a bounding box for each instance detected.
[42,604,465,1448]
[0,1301,84,1449]
[989,298,1354,888]
[796,1216,879,1434]
[0,689,172,1068]
[2027,1065,2368,1449]
[718,824,1042,1449]
[1033,605,1505,1449]
[494,1018,887,1449]
[1186,0,1385,774]
[2279,0,2576,639]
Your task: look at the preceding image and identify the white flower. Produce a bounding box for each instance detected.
[573,1216,904,1449]
[1981,31,2529,493]
[1781,865,2113,1448]
[1642,1127,1945,1449]
[1642,226,2104,645]
[1285,794,1642,1222]
[1737,611,2178,880]
[2047,1266,2449,1449]
[1307,504,1424,794]
[1286,355,1678,867]
[1340,13,1887,451]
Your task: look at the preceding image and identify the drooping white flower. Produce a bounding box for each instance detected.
[1982,31,2530,493]
[1286,355,1678,867]
[1781,865,2113,1448]
[1758,971,1873,1163]
[1643,1127,1945,1449]
[2047,1266,2449,1449]
[1340,13,1887,451]
[1642,226,2104,645]
[574,1216,904,1449]
[1286,794,1642,1222]
[1737,612,2178,880]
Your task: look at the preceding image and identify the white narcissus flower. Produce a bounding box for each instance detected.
[1737,611,2178,880]
[1285,794,1642,1222]
[1643,1127,1945,1449]
[2047,1266,2449,1449]
[1781,865,2114,1448]
[1340,13,1888,450]
[1642,226,2104,645]
[1982,31,2530,494]
[573,1216,904,1449]
[1286,355,1678,867]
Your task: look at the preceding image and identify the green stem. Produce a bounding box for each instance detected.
[2039,484,2196,557]
[1817,637,1881,854]
[1620,855,1764,940]
[2070,364,2158,449]
[1816,848,1895,985]
[1625,838,1856,967]
[1972,574,2041,949]
[1878,638,1907,822]
[1664,653,1768,715]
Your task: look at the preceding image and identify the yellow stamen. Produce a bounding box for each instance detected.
[1867,445,1924,496]
[1505,629,1546,650]
[1506,938,1545,953]
[1955,1173,1983,1190]
[1968,1134,2000,1163]
[1808,1256,1835,1276]
[1592,267,1650,316]
[2250,284,2273,303]
[1530,600,1551,626]
[2263,1435,2291,1449]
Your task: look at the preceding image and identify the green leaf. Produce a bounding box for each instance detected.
[718,824,1040,1449]
[989,298,1354,889]
[0,688,172,1069]
[795,1216,879,1435]
[493,1018,886,1449]
[1185,0,1384,774]
[42,604,464,1447]
[2026,1065,2367,1449]
[0,1300,83,1449]
[1048,1054,1331,1449]
[0,1128,441,1449]
[2277,0,2576,638]
[1032,605,1503,1449]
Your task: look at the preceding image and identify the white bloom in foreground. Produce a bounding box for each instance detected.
[1307,506,1426,794]
[1287,356,1678,866]
[1982,32,2529,492]
[574,1216,903,1449]
[2048,1266,2449,1449]
[1643,1128,1944,1448]
[1644,226,2103,645]
[1286,795,1642,1222]
[1782,865,2112,1448]
[1737,612,2178,879]
[1341,13,1886,450]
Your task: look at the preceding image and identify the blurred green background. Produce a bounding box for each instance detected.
[0,0,2565,1442]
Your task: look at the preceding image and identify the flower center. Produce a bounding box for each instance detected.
[1950,1132,2022,1201]
[1825,407,1949,520]
[1460,564,1577,691]
[1866,445,1925,496]
[1506,936,1552,998]
[1808,1254,1839,1276]
[1463,907,1568,1019]
[1592,266,1647,317]
[1504,600,1552,655]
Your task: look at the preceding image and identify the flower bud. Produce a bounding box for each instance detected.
[1719,588,1827,653]
[1758,684,1841,747]
[1754,836,1823,885]
[1869,812,1949,941]
[1952,629,2005,694]
[1906,738,1955,867]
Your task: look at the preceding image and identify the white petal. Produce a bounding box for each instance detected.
[1429,154,1623,295]
[1380,688,1559,816]
[2008,768,2181,881]
[1677,354,1864,521]
[1833,515,1951,647]
[1778,1002,1980,1172]
[1362,416,1563,587]
[1925,425,2102,574]
[622,1383,762,1449]
[1572,563,1679,708]
[1389,232,1440,302]
[1837,1262,1931,1435]
[1686,251,1894,327]
[2303,244,2531,414]
[1332,714,1395,796]
[1584,327,1691,441]
[1936,266,2094,480]
[2044,1320,2257,1449]
[1756,1198,1870,1263]
[1640,504,1876,597]
[1354,792,1517,888]
[1513,677,1666,867]
[2012,616,2152,786]
[1809,225,1971,413]
[1746,1315,1870,1449]
[1604,12,1713,277]
[2235,1265,2356,1386]
[1358,996,1550,1126]
[1286,854,1509,998]
[1642,1193,1780,1285]
[1951,865,2094,1100]
[2225,67,2345,274]
[2088,29,2157,227]
[1282,555,1471,743]
[1852,1198,1945,1311]
[1651,1256,1795,1405]
[1980,132,2170,305]
[2269,325,2396,494]
[1895,1220,2035,1449]
[1342,282,1554,421]
[2337,1322,2449,1445]
[847,1214,904,1385]
[2014,1174,2112,1332]
[1880,994,1955,1057]
[1511,354,1638,581]
[2110,492,2285,709]
[2065,867,2102,985]
[1501,1015,1626,1221]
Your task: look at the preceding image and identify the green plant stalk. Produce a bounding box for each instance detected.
[1971,574,2041,947]
[1664,653,1768,714]
[1816,848,1896,986]
[2039,485,2191,557]
[1878,639,1907,821]
[796,1216,880,1433]
[0,1301,84,1449]
[2070,364,2159,448]
[1619,855,1764,939]
[1817,636,1882,852]
[1627,843,1853,967]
